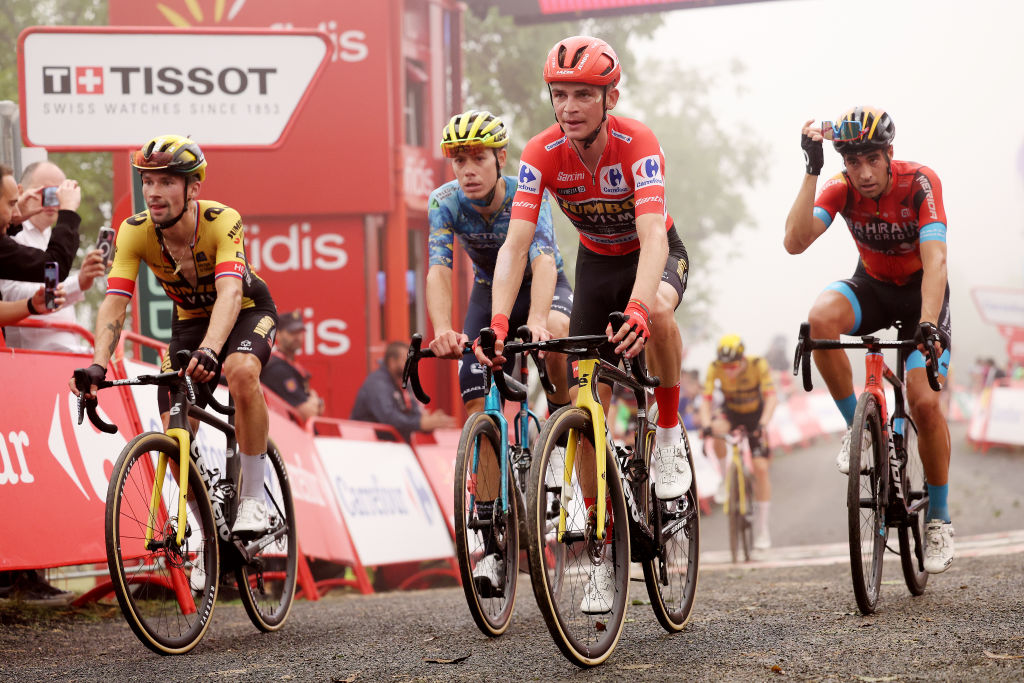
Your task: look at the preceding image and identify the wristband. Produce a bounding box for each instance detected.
[26,298,39,315]
[801,132,824,176]
[489,313,510,342]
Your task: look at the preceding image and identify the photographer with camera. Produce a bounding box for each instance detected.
[0,161,105,351]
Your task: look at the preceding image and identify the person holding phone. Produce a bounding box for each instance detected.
[0,164,79,283]
[785,106,954,574]
[71,134,280,539]
[0,161,106,351]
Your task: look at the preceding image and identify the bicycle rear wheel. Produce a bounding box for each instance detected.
[848,393,888,615]
[526,407,630,667]
[454,412,518,637]
[105,432,218,655]
[897,416,929,595]
[235,440,298,631]
[643,427,700,632]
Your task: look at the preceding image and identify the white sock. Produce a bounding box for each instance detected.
[753,501,770,534]
[656,423,682,447]
[239,452,267,500]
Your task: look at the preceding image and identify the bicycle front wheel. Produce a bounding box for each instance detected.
[643,427,700,632]
[235,440,298,632]
[848,393,888,615]
[105,432,219,655]
[454,412,518,637]
[726,458,753,563]
[526,407,630,667]
[897,416,929,596]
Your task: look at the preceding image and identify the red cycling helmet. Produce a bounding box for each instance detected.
[543,36,621,88]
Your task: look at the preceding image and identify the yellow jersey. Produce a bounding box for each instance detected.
[107,200,273,320]
[704,355,775,415]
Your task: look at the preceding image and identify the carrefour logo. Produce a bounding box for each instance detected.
[600,163,629,195]
[632,155,664,190]
[517,161,542,194]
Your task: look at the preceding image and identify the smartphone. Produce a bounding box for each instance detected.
[97,227,116,267]
[44,261,59,311]
[42,186,59,207]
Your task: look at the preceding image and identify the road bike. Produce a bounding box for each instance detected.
[709,430,755,563]
[403,329,565,637]
[74,350,297,654]
[793,321,941,614]
[484,314,700,667]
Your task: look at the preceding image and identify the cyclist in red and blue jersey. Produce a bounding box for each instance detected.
[427,110,572,596]
[785,106,954,573]
[475,36,691,614]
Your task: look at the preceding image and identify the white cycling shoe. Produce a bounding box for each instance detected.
[580,560,616,615]
[232,497,269,536]
[189,560,207,593]
[924,520,955,574]
[655,442,692,500]
[472,553,505,598]
[836,427,873,475]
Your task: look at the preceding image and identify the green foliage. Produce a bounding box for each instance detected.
[462,9,765,342]
[1,0,111,244]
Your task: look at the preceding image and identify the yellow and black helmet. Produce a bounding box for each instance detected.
[717,334,745,363]
[829,106,895,155]
[131,134,207,182]
[440,110,509,158]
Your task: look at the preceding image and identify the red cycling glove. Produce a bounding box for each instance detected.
[623,299,651,344]
[489,314,509,343]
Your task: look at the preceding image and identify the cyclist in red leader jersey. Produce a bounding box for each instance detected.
[785,106,954,573]
[476,36,692,614]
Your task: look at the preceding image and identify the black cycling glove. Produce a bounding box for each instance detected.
[913,322,950,354]
[76,363,107,393]
[190,347,220,375]
[801,132,824,176]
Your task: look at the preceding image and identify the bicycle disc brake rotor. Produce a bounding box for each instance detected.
[160,517,190,569]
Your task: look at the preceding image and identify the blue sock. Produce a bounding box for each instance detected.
[926,483,950,523]
[835,392,857,427]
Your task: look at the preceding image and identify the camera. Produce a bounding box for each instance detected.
[97,227,116,267]
[44,261,59,311]
[42,186,60,207]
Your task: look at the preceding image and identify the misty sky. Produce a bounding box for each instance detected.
[632,0,1024,373]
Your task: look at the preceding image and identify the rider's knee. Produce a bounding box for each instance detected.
[909,391,945,429]
[547,311,570,337]
[223,355,261,394]
[808,303,847,339]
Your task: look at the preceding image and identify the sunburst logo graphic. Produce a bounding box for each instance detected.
[155,0,248,26]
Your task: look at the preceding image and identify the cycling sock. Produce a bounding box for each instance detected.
[656,423,682,447]
[239,452,267,500]
[654,384,681,428]
[926,484,951,523]
[546,399,569,418]
[753,501,770,534]
[476,500,499,555]
[835,392,857,426]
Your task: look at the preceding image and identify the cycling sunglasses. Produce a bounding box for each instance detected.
[821,119,865,142]
[441,141,487,158]
[130,149,176,169]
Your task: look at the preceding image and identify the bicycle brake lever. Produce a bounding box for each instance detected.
[404,334,432,404]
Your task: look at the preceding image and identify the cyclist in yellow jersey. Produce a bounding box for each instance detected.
[70,135,278,537]
[699,334,778,549]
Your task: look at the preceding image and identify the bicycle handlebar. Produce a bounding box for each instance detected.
[792,321,942,392]
[74,349,235,434]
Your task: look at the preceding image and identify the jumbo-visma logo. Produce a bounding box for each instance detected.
[632,155,664,190]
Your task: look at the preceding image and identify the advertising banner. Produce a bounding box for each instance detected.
[18,27,330,149]
[315,436,454,566]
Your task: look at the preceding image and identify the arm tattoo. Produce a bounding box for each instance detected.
[105,316,125,358]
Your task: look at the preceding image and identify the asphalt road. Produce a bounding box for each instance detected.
[2,424,1022,682]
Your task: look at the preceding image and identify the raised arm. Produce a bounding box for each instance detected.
[784,119,830,254]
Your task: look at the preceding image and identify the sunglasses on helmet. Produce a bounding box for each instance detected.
[442,141,493,159]
[821,120,865,142]
[130,149,176,169]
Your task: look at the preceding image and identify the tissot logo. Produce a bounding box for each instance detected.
[40,65,277,96]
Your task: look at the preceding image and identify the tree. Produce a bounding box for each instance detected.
[462,8,765,343]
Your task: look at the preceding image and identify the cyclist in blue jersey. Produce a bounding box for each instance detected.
[426,110,572,593]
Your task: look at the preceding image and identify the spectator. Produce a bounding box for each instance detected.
[678,368,702,432]
[1,161,105,351]
[261,310,325,420]
[350,341,454,442]
[0,164,80,284]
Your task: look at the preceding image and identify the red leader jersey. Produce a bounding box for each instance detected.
[813,160,948,285]
[510,115,674,256]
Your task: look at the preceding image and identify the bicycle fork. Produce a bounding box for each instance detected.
[146,427,193,549]
[560,359,609,541]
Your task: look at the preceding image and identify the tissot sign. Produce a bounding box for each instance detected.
[18,27,331,149]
